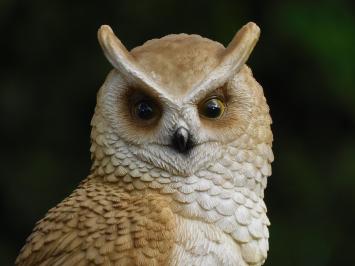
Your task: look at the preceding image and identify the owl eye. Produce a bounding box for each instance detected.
[199,97,226,119]
[133,100,158,120]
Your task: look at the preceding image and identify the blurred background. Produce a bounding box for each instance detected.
[1,0,354,265]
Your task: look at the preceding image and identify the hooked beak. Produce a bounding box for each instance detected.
[172,127,193,153]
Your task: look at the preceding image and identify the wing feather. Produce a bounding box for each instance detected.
[16,178,176,266]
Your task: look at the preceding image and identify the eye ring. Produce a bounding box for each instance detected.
[199,97,226,119]
[132,100,158,121]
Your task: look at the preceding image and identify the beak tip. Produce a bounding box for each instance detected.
[172,127,192,153]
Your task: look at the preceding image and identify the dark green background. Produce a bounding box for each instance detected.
[1,0,354,265]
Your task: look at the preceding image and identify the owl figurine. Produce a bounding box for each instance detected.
[16,22,273,266]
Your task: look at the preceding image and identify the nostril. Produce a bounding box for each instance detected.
[172,127,193,153]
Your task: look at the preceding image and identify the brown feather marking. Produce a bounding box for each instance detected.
[16,177,176,266]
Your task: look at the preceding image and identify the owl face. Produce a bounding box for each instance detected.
[93,23,272,177]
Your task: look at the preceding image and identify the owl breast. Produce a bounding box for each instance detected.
[170,216,247,266]
[112,145,270,265]
[166,171,270,266]
[94,122,272,265]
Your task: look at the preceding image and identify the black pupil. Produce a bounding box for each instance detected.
[204,99,221,118]
[136,101,154,120]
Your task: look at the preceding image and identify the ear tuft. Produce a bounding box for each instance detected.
[97,25,175,103]
[186,22,261,103]
[222,22,260,74]
[97,25,135,72]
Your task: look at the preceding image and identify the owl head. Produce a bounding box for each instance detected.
[91,22,272,180]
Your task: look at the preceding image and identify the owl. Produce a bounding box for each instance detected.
[16,22,273,266]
